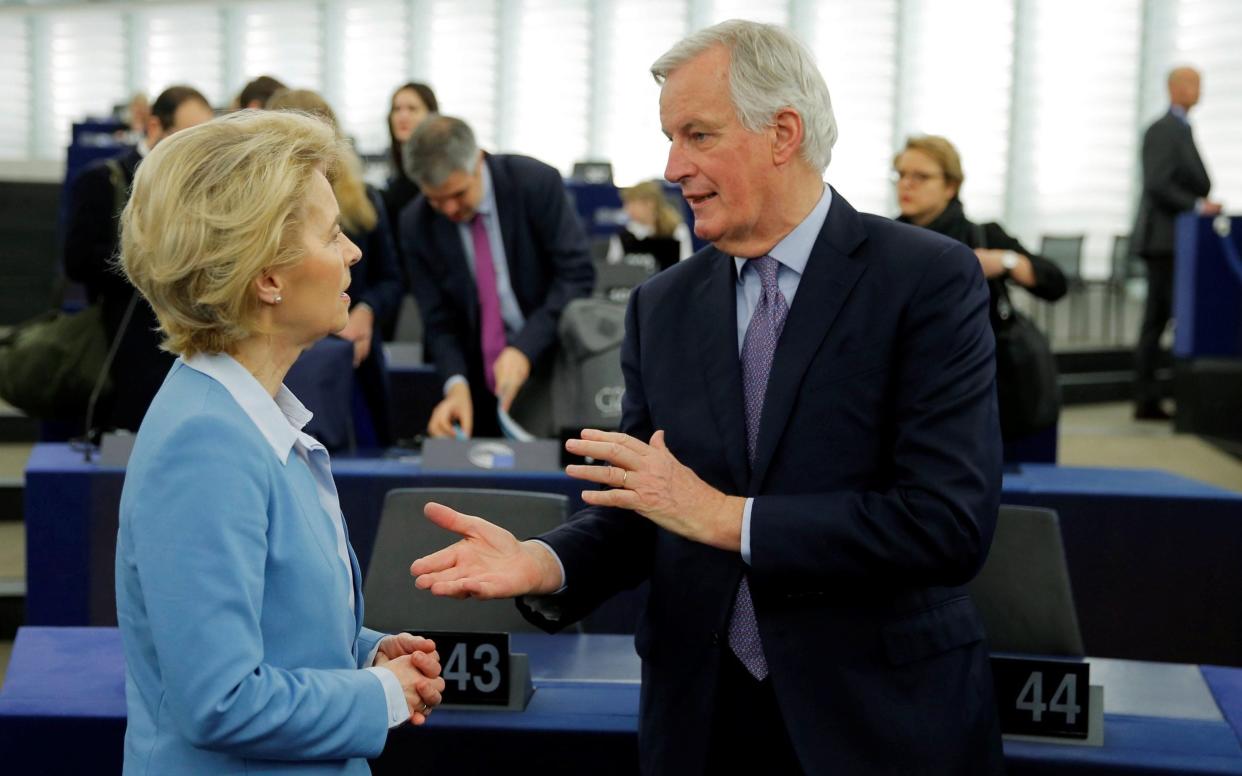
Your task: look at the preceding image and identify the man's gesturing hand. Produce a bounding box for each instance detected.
[409,502,564,599]
[564,429,745,552]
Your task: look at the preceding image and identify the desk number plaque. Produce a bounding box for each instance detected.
[992,656,1103,746]
[406,630,534,712]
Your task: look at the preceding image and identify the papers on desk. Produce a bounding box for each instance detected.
[498,406,536,442]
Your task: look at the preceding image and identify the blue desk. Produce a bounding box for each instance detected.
[23,444,1242,665]
[1001,464,1242,666]
[2,627,1241,775]
[23,443,599,629]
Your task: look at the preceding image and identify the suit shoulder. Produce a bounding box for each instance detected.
[491,154,562,188]
[397,193,435,234]
[860,214,972,263]
[1143,114,1181,142]
[628,246,722,304]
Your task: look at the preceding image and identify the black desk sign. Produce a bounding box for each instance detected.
[992,656,1090,740]
[406,630,533,711]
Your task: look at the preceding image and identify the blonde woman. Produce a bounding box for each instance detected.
[268,89,404,444]
[115,109,443,774]
[606,179,694,271]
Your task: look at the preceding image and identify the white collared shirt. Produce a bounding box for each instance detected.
[183,352,408,729]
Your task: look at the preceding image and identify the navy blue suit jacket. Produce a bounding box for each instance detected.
[399,154,594,391]
[523,191,1004,774]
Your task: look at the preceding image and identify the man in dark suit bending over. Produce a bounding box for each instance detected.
[1131,66,1223,421]
[410,21,1003,774]
[399,116,594,438]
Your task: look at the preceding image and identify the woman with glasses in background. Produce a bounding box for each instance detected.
[893,135,1067,442]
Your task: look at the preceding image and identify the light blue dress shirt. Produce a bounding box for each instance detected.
[735,184,832,564]
[184,353,408,729]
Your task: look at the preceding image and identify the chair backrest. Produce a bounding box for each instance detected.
[1039,235,1085,280]
[966,505,1085,656]
[1110,233,1145,280]
[592,260,654,303]
[553,297,626,432]
[393,293,423,344]
[363,488,571,634]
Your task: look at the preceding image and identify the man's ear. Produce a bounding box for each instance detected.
[145,115,165,146]
[771,107,805,167]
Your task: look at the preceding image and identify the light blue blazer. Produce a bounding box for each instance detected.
[116,361,390,774]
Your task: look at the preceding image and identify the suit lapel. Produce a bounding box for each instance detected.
[692,250,750,494]
[436,214,478,329]
[750,190,869,491]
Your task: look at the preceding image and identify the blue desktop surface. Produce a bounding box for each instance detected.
[2,627,1242,774]
[23,444,1242,665]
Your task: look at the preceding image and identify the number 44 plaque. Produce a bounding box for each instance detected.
[992,656,1103,746]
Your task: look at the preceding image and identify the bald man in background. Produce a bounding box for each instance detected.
[1131,66,1222,420]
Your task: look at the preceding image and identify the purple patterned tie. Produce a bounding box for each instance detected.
[729,255,788,681]
[471,214,507,394]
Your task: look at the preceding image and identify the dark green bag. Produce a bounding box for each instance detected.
[0,156,132,421]
[0,304,112,419]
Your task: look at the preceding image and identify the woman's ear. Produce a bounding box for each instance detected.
[254,271,283,307]
[771,107,805,167]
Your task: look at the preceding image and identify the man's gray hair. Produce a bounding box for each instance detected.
[651,20,837,173]
[404,114,479,187]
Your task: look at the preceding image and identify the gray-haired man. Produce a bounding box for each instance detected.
[398,115,594,438]
[410,22,1003,774]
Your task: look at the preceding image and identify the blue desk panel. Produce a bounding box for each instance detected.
[2,628,1241,775]
[24,445,1242,664]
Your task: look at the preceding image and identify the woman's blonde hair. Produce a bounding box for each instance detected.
[120,109,346,357]
[895,135,965,193]
[621,180,684,238]
[267,88,378,234]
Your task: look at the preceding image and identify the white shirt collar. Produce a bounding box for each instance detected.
[625,221,656,240]
[734,184,832,280]
[182,352,316,464]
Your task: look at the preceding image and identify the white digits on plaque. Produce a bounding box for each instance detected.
[444,642,470,691]
[473,644,502,692]
[1016,672,1047,722]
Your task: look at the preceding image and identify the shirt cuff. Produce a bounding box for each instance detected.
[741,497,755,565]
[528,539,567,593]
[519,539,568,621]
[365,666,410,728]
[444,374,468,396]
[364,638,384,668]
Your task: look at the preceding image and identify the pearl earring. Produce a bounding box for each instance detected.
[273,295,283,304]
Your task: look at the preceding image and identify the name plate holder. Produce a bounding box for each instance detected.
[992,656,1103,746]
[407,630,534,712]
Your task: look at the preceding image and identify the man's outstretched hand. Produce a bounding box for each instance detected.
[409,502,564,599]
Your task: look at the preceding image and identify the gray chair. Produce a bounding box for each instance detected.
[1039,235,1086,342]
[967,505,1085,657]
[592,259,654,304]
[1105,234,1144,344]
[363,488,572,634]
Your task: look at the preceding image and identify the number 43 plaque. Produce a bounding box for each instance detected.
[405,630,534,711]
